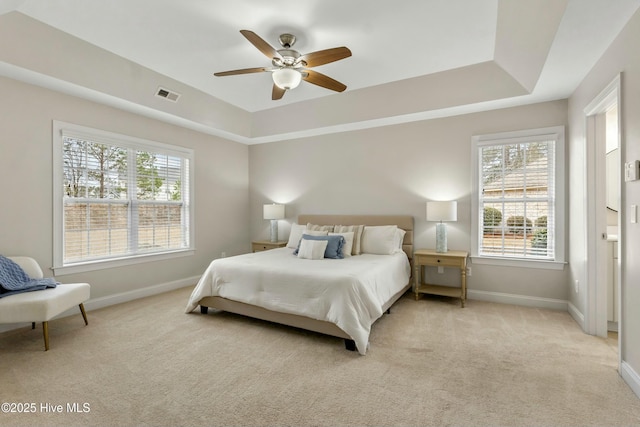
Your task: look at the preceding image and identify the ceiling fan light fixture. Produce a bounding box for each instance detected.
[272,68,302,90]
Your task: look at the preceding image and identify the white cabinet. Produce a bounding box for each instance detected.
[607,240,618,328]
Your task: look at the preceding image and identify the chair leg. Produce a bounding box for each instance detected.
[42,321,49,351]
[39,305,87,351]
[79,303,88,325]
[32,322,35,330]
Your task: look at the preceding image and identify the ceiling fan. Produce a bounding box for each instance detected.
[214,30,352,100]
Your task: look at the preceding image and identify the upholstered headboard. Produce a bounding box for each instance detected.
[297,214,414,259]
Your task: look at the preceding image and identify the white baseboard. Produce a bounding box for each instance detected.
[621,361,640,399]
[0,276,199,334]
[567,301,585,329]
[468,289,568,311]
[83,275,199,312]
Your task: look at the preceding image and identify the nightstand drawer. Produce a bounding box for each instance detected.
[252,240,287,252]
[415,255,463,268]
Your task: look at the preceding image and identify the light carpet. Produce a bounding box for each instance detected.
[0,286,639,427]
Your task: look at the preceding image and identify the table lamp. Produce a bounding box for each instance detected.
[263,204,285,242]
[427,201,457,253]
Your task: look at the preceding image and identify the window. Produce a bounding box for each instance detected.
[53,121,194,274]
[471,126,565,269]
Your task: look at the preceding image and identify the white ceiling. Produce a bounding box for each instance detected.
[1,0,639,143]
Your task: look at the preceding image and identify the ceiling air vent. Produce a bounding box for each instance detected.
[155,87,181,102]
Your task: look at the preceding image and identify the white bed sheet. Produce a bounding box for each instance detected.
[185,247,411,354]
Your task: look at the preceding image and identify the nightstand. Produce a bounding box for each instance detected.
[252,240,287,252]
[413,249,469,307]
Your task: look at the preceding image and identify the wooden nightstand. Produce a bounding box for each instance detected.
[252,240,287,252]
[413,249,469,307]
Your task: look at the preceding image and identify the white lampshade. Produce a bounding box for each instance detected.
[272,68,302,90]
[263,204,285,220]
[426,201,458,222]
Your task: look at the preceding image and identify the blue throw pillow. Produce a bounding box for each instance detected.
[294,234,345,259]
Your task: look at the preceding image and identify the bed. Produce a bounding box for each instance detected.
[185,214,414,354]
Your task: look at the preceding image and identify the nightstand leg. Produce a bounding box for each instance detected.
[460,268,467,308]
[414,263,420,300]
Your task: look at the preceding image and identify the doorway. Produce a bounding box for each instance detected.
[604,105,620,334]
[584,75,622,366]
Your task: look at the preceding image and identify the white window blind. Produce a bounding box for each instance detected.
[53,122,193,272]
[472,127,565,266]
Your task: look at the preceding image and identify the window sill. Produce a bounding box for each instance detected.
[52,249,194,276]
[471,256,566,270]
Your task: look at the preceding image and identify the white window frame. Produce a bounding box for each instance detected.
[53,121,195,275]
[471,126,565,270]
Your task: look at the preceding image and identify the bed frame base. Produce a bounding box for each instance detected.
[200,305,394,351]
[198,281,410,351]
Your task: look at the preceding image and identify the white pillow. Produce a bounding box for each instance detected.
[329,231,354,257]
[360,225,398,255]
[286,223,307,249]
[334,224,365,255]
[297,239,328,260]
[394,228,406,253]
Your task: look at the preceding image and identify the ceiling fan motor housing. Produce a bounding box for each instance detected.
[273,49,302,67]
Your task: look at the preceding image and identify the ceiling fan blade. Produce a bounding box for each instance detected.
[214,67,270,76]
[240,30,282,60]
[302,70,347,92]
[272,84,286,100]
[299,47,352,67]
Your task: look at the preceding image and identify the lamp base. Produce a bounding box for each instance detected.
[435,222,447,253]
[269,219,278,242]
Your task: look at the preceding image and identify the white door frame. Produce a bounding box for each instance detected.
[583,74,622,367]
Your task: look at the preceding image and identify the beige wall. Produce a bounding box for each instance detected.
[249,100,569,302]
[568,8,640,384]
[0,76,249,301]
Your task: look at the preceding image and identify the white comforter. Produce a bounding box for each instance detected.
[185,248,411,354]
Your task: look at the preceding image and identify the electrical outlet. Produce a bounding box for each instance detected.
[574,279,579,293]
[466,267,472,277]
[221,251,226,258]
